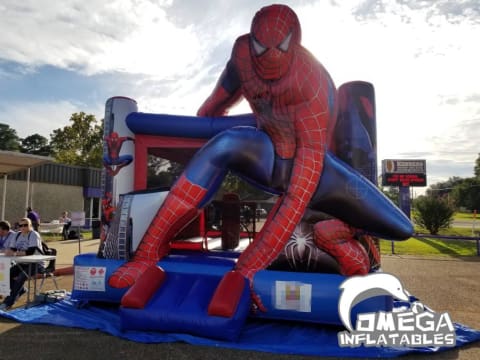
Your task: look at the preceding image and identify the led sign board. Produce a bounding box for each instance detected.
[381,159,426,187]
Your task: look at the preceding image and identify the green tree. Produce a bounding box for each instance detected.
[0,123,21,151]
[20,134,52,156]
[452,177,480,211]
[50,112,103,167]
[426,176,463,197]
[220,173,270,201]
[146,155,269,201]
[474,153,480,178]
[413,195,455,235]
[380,186,399,206]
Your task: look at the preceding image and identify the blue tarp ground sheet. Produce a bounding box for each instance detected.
[1,298,479,358]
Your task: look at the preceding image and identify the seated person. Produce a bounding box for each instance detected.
[0,218,44,311]
[0,220,16,251]
[59,211,71,240]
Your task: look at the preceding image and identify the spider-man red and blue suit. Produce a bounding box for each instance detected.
[109,4,412,314]
[103,131,134,176]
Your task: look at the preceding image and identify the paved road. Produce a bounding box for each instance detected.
[0,246,479,359]
[452,219,479,231]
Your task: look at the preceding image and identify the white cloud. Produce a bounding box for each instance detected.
[0,0,202,77]
[296,1,480,186]
[0,0,479,187]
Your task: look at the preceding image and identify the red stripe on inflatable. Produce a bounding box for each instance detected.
[208,270,246,318]
[120,266,166,309]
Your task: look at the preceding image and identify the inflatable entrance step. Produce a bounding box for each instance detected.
[119,271,251,341]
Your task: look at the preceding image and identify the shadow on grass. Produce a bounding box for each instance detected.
[410,236,479,261]
[381,236,479,261]
[395,237,480,262]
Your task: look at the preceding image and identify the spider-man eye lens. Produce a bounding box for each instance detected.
[278,32,292,52]
[252,37,267,55]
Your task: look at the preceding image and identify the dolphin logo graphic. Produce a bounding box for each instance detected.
[338,273,410,331]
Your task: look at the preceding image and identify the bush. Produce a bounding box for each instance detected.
[413,195,454,235]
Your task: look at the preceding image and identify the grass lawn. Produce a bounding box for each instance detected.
[41,230,93,242]
[454,211,478,220]
[412,211,477,221]
[381,212,479,256]
[380,226,479,256]
[380,237,479,256]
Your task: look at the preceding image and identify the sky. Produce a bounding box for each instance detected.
[0,0,479,192]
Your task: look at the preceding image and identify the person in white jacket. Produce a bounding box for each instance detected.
[0,218,43,310]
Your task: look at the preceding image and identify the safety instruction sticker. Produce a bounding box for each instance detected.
[74,266,107,292]
[275,280,312,312]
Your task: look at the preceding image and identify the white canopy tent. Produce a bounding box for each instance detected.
[0,150,53,220]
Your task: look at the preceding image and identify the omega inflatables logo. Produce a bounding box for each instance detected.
[337,273,456,348]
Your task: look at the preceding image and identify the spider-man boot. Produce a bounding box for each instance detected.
[109,174,207,290]
[313,219,370,275]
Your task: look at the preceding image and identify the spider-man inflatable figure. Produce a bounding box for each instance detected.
[109,4,412,313]
[103,131,134,176]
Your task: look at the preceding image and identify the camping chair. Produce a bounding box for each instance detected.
[38,247,59,292]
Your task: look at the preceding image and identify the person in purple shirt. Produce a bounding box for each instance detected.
[26,206,40,232]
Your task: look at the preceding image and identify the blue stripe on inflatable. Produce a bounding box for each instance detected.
[251,270,392,325]
[72,253,236,303]
[160,253,237,275]
[71,253,391,329]
[125,113,256,138]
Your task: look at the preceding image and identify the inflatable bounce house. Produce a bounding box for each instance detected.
[73,79,401,332]
[67,5,480,357]
[3,4,478,358]
[64,92,480,356]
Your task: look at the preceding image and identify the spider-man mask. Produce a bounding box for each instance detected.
[250,4,301,80]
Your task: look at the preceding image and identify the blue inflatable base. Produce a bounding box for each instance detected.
[120,271,251,341]
[71,253,392,329]
[1,299,479,358]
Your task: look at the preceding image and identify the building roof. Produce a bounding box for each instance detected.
[0,150,53,175]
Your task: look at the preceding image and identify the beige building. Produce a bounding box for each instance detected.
[0,179,85,225]
[0,151,102,228]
